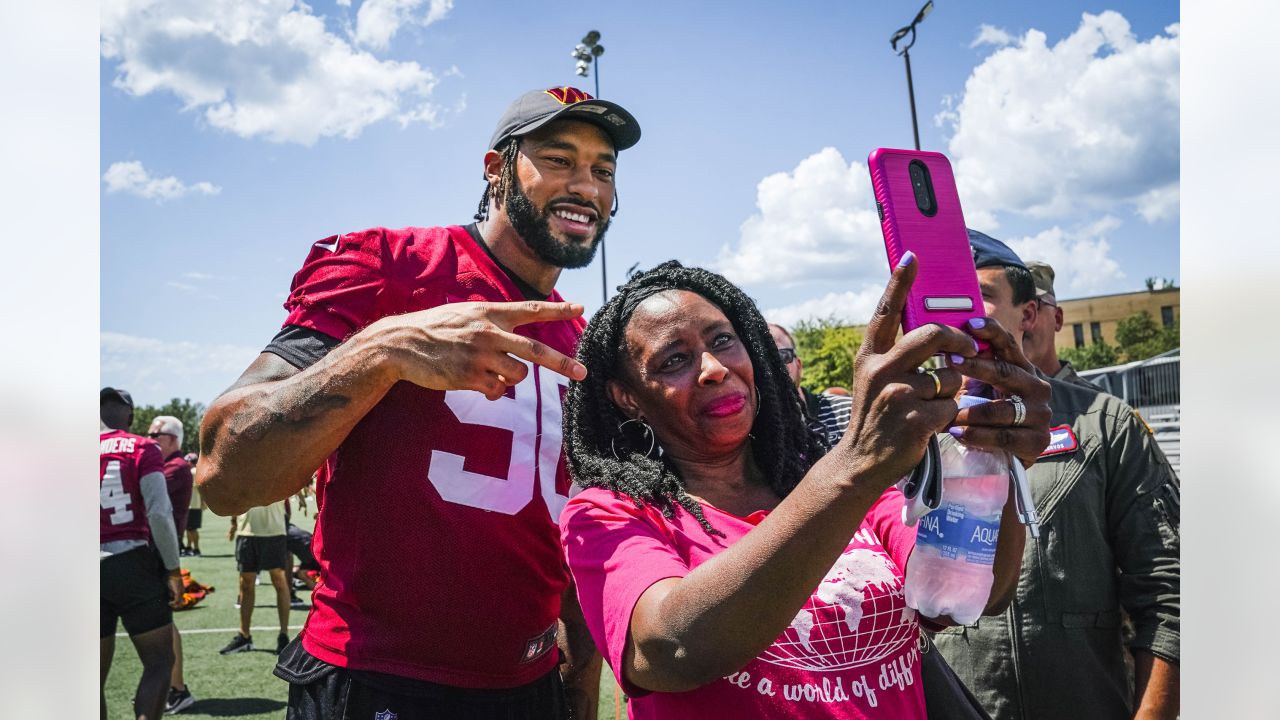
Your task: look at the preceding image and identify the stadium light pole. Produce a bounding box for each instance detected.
[890,1,934,151]
[572,31,609,303]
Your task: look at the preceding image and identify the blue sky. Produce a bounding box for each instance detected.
[100,0,1179,407]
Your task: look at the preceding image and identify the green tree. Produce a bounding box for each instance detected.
[130,398,206,454]
[1114,310,1179,362]
[1059,339,1120,371]
[791,319,864,394]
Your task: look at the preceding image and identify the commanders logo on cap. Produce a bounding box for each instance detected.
[544,86,593,105]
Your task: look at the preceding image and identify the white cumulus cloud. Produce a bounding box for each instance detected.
[356,0,453,50]
[102,161,220,201]
[763,289,886,330]
[717,147,884,287]
[100,0,452,145]
[939,12,1179,227]
[1002,216,1126,297]
[971,24,1013,48]
[100,332,263,406]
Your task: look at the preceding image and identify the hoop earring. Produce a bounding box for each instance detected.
[611,418,656,460]
[754,386,761,417]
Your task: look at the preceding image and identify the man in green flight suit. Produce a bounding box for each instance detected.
[1022,259,1103,391]
[931,230,1180,720]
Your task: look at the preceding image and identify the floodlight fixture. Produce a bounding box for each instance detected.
[568,29,611,303]
[890,25,911,49]
[889,1,935,150]
[914,1,934,26]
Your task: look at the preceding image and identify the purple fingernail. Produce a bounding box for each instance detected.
[972,339,981,353]
[948,354,966,365]
[967,317,986,329]
[897,251,915,269]
[948,427,964,438]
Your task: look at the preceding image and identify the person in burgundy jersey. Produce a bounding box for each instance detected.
[558,261,1050,719]
[146,415,198,714]
[100,388,184,720]
[197,86,641,720]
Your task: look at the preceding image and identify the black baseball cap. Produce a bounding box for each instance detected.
[488,86,641,152]
[100,387,134,407]
[967,228,1027,271]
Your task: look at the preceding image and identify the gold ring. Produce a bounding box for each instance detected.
[924,369,943,399]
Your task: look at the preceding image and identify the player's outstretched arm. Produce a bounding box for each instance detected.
[198,300,588,516]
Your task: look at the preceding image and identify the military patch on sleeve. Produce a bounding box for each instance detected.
[1039,424,1079,457]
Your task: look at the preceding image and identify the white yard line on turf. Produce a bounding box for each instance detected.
[115,625,305,638]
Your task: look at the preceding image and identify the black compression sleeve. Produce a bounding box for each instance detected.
[263,325,342,369]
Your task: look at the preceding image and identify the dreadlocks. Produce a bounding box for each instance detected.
[473,139,521,222]
[562,260,829,535]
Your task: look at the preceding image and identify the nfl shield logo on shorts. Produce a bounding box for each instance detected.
[374,710,397,720]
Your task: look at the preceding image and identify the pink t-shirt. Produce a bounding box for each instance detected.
[562,486,926,720]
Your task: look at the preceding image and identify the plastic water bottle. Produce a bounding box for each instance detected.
[904,396,1011,625]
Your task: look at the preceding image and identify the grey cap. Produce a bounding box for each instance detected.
[967,228,1027,270]
[1026,260,1058,306]
[488,86,641,152]
[100,387,133,408]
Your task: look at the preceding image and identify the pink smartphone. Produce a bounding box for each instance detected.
[868,148,984,339]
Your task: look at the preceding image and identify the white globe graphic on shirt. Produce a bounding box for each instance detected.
[759,548,917,672]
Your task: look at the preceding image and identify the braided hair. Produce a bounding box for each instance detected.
[562,261,829,535]
[473,139,521,222]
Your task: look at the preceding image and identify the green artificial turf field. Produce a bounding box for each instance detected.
[103,507,625,719]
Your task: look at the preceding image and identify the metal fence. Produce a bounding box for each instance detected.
[1079,349,1180,478]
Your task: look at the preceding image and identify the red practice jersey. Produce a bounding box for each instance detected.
[283,226,585,688]
[100,429,165,544]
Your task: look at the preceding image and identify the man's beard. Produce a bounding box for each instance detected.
[504,176,609,269]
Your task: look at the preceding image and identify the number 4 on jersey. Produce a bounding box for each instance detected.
[100,460,135,525]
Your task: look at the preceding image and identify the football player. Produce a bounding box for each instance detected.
[100,388,183,720]
[197,87,641,720]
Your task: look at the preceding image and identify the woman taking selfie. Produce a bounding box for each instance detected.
[560,258,1051,718]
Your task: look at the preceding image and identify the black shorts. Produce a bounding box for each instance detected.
[186,508,203,530]
[101,546,172,638]
[286,524,320,572]
[236,535,288,573]
[275,637,569,720]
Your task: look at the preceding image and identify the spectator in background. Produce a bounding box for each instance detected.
[1022,260,1103,391]
[767,323,852,447]
[184,453,204,557]
[101,388,183,720]
[145,416,197,715]
[148,416,192,549]
[282,494,320,607]
[222,500,293,656]
[930,230,1181,720]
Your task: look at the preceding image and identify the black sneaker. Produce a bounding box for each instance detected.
[276,632,289,654]
[290,593,305,609]
[165,686,195,714]
[219,633,253,654]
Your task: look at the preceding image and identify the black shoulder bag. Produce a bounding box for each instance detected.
[918,633,992,720]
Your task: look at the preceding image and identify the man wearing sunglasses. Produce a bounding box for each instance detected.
[146,415,197,714]
[198,86,641,720]
[1022,260,1103,391]
[768,323,852,447]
